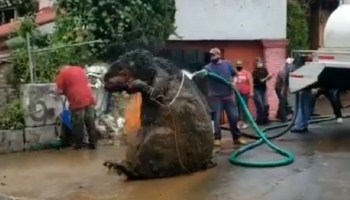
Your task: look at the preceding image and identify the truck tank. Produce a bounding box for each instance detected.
[289,0,350,92]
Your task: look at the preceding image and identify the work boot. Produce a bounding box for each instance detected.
[241,123,249,129]
[214,139,221,147]
[291,128,309,134]
[233,138,247,145]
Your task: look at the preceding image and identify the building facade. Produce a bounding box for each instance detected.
[0,0,288,119]
[166,0,288,119]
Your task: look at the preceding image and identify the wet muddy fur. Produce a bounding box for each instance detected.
[103,49,215,180]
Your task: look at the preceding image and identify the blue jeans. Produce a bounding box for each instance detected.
[208,96,240,140]
[293,90,312,130]
[236,93,249,122]
[310,89,342,118]
[253,89,268,122]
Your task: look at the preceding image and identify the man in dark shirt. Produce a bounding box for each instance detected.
[275,58,293,122]
[203,48,246,147]
[252,58,273,125]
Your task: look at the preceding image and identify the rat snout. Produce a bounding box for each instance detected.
[104,76,129,92]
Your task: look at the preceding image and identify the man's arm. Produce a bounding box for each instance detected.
[226,62,237,89]
[192,68,209,79]
[227,62,237,77]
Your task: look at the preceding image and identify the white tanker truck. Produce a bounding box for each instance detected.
[289,0,350,92]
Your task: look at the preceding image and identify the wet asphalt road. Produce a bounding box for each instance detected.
[1,99,350,200]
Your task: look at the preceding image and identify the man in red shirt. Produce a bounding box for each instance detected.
[55,65,97,149]
[234,60,253,129]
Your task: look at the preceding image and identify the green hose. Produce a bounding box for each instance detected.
[206,72,295,167]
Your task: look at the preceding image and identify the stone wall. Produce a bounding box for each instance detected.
[0,83,64,153]
[0,62,17,113]
[0,130,24,154]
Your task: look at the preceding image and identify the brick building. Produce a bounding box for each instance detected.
[165,0,288,119]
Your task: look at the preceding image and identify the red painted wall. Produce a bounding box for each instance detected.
[166,40,262,118]
[165,40,287,122]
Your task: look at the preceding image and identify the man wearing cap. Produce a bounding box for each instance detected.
[203,48,246,147]
[275,58,294,122]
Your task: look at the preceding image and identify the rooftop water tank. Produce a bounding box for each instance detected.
[324,0,350,48]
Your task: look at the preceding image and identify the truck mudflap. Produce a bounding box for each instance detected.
[289,62,325,93]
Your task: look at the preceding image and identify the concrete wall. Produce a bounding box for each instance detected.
[1,83,70,153]
[21,83,65,127]
[0,130,24,154]
[169,0,287,41]
[20,84,65,150]
[39,0,55,10]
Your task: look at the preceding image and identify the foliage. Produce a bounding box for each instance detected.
[0,0,38,16]
[0,100,24,130]
[9,14,95,86]
[9,0,176,85]
[56,0,176,60]
[287,1,309,53]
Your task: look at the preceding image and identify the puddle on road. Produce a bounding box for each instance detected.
[0,146,219,200]
[1,98,350,199]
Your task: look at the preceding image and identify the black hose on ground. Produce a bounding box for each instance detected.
[221,93,350,140]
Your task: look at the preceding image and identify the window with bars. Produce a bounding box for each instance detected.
[0,7,17,25]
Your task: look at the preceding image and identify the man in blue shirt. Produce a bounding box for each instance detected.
[203,48,247,147]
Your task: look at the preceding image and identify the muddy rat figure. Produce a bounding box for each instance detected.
[103,49,215,180]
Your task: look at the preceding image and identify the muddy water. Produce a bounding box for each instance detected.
[0,146,220,200]
[1,129,350,200]
[1,97,350,199]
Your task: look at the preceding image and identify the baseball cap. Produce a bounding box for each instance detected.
[286,57,294,64]
[236,60,242,66]
[209,48,221,55]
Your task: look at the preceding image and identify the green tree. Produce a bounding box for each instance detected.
[9,14,94,86]
[287,1,309,53]
[9,0,177,85]
[56,0,176,60]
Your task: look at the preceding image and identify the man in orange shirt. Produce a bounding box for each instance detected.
[55,65,97,149]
